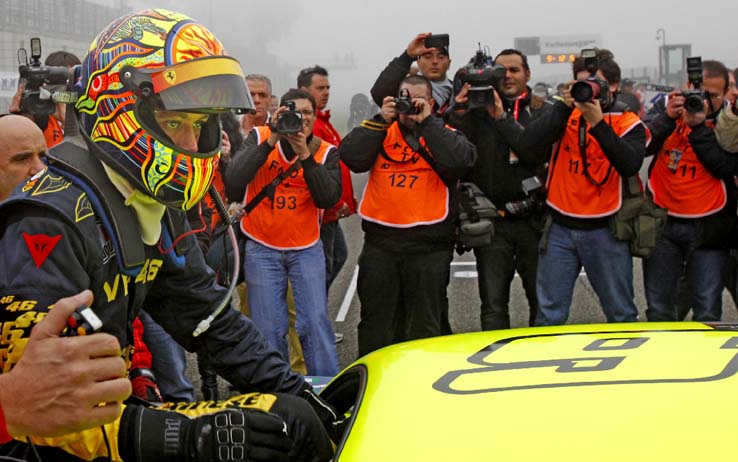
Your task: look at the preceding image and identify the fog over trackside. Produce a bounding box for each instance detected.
[131,0,737,132]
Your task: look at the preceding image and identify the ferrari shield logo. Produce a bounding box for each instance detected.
[164,70,176,85]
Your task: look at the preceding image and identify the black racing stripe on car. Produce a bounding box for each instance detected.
[467,327,722,366]
[432,328,738,395]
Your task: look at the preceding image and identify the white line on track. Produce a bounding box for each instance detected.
[336,265,358,322]
[450,259,586,278]
[454,271,479,278]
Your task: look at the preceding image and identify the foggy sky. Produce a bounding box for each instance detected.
[131,0,737,130]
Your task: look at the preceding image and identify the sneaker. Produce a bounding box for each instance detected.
[334,332,344,344]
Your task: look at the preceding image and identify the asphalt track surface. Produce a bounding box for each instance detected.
[187,173,738,397]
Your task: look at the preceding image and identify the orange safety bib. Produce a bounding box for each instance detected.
[359,122,449,227]
[647,118,726,218]
[547,109,649,218]
[240,126,332,250]
[44,114,64,148]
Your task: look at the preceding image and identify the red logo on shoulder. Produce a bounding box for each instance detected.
[22,233,62,268]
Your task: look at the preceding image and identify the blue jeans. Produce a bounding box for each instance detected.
[320,221,348,292]
[138,310,195,402]
[536,223,638,326]
[643,220,727,322]
[244,240,339,376]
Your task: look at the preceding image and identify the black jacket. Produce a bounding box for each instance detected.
[445,89,553,209]
[644,110,678,160]
[371,51,415,107]
[370,51,453,112]
[689,121,738,180]
[683,120,738,248]
[617,92,642,114]
[340,114,477,252]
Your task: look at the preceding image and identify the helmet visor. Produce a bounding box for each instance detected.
[151,57,255,114]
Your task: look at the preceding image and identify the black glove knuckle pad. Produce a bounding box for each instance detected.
[212,410,247,461]
[119,405,292,462]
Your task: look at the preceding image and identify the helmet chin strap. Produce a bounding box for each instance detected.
[101,163,166,245]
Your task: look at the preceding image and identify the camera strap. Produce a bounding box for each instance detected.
[578,114,612,188]
[53,90,79,104]
[400,131,450,185]
[243,137,320,214]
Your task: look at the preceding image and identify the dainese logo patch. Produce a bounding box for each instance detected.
[22,233,62,268]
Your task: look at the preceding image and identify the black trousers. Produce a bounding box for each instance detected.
[357,240,453,357]
[473,217,541,330]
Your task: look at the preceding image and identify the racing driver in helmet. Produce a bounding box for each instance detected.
[0,9,337,462]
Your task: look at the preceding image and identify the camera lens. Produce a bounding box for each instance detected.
[395,97,419,115]
[467,89,492,110]
[505,197,536,216]
[276,110,302,134]
[684,93,704,114]
[395,99,411,114]
[571,80,599,103]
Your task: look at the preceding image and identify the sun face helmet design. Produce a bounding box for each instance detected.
[76,9,254,211]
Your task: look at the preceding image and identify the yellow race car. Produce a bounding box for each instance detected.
[321,322,738,461]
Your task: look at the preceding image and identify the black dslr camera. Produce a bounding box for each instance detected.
[504,173,547,216]
[275,100,303,134]
[394,88,419,115]
[570,49,610,108]
[17,38,70,116]
[457,44,506,110]
[681,57,708,114]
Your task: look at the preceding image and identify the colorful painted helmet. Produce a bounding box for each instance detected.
[75,9,254,211]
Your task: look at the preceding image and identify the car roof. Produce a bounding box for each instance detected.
[336,322,738,461]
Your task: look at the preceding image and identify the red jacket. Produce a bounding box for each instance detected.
[314,109,357,223]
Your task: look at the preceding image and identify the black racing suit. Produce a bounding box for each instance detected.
[0,140,332,461]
